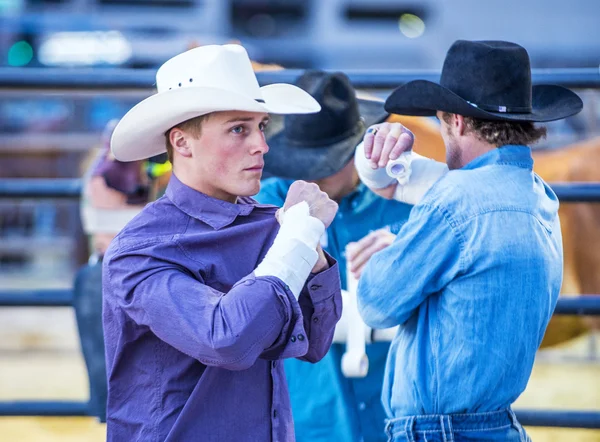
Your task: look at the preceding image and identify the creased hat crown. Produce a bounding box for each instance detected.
[155,44,263,101]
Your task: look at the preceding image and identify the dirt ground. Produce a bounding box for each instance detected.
[0,307,598,442]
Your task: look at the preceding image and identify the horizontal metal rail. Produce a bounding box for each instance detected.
[0,401,90,417]
[516,409,600,429]
[553,296,600,315]
[0,179,82,199]
[0,401,597,428]
[0,288,598,313]
[550,182,600,202]
[0,289,74,307]
[1,67,599,90]
[2,179,600,202]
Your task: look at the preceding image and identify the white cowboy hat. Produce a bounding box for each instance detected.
[111,44,321,161]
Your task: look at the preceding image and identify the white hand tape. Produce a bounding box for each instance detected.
[385,151,413,186]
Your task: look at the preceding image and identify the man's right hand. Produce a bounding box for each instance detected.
[283,181,338,228]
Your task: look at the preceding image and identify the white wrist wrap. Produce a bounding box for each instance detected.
[255,202,325,298]
[392,153,449,205]
[354,140,449,206]
[354,141,395,189]
[385,152,413,186]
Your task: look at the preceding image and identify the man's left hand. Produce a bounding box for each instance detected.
[346,229,396,279]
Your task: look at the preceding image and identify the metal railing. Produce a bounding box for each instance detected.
[1,67,600,429]
[3,179,600,202]
[1,67,599,90]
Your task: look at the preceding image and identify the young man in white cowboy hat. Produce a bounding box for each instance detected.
[354,40,583,441]
[102,44,343,442]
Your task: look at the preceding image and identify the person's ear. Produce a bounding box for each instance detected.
[170,128,193,158]
[455,114,467,136]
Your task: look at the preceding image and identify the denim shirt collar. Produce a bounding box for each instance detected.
[461,145,534,172]
[165,174,257,230]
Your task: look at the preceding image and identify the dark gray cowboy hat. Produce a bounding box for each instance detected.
[264,71,389,180]
[385,40,583,122]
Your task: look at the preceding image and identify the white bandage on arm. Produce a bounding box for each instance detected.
[254,201,325,298]
[354,141,396,190]
[354,141,449,205]
[392,153,449,205]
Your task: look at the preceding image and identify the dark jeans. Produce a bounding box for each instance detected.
[73,259,107,422]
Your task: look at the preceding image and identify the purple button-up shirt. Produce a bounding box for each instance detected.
[102,175,342,442]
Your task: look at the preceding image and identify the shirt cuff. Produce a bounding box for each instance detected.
[305,254,340,303]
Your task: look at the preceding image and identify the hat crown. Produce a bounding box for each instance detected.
[283,71,362,147]
[155,45,263,101]
[440,40,533,113]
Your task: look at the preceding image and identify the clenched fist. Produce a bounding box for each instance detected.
[283,181,338,228]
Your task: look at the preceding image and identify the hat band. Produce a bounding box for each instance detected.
[284,120,365,148]
[467,101,532,114]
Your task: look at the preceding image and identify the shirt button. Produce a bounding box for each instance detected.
[290,336,296,343]
[297,334,305,341]
[358,402,367,411]
[244,279,255,286]
[313,317,319,323]
[310,284,322,290]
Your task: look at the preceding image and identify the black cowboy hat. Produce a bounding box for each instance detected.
[264,71,389,180]
[385,40,583,122]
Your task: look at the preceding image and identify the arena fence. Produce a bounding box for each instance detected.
[0,68,599,428]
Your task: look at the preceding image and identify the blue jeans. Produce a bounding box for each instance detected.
[385,409,531,442]
[73,259,107,422]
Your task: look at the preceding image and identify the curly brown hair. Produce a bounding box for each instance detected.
[165,114,212,163]
[442,112,547,146]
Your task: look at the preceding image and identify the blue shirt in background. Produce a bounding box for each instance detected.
[358,145,562,419]
[256,178,413,442]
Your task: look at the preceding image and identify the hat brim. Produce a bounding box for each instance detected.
[384,80,583,122]
[264,99,389,181]
[111,83,321,161]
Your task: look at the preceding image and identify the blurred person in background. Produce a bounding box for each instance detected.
[102,44,343,441]
[255,70,445,442]
[75,119,171,421]
[356,40,583,442]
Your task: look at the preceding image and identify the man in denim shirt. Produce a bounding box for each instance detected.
[355,40,583,441]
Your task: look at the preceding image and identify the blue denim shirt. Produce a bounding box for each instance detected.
[256,179,413,442]
[358,145,562,418]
